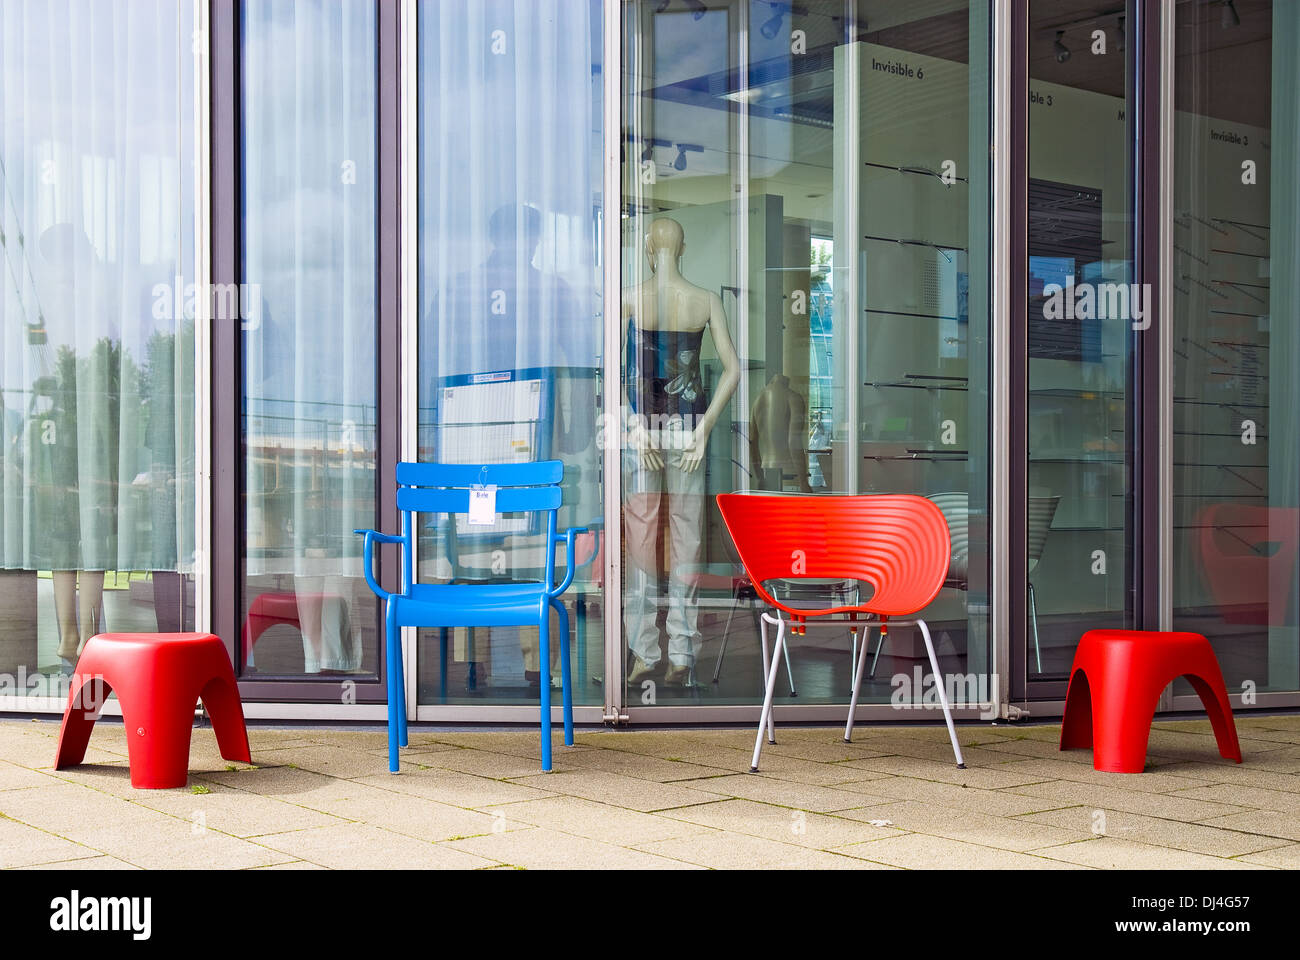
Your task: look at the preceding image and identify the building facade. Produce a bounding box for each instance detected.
[1,0,1297,726]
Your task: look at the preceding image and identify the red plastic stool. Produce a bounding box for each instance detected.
[54,633,252,789]
[1060,630,1242,773]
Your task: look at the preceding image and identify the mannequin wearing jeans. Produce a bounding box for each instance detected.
[621,217,740,686]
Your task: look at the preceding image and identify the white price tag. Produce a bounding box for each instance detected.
[467,485,497,526]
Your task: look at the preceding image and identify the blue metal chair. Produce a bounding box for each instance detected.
[356,460,586,772]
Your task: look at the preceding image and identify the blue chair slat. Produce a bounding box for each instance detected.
[395,459,563,488]
[395,485,563,515]
[357,461,583,775]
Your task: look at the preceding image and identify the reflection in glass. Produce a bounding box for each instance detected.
[0,0,198,693]
[240,0,378,677]
[622,1,992,706]
[1172,0,1299,695]
[415,0,604,704]
[1025,0,1133,680]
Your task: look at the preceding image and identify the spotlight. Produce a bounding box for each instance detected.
[641,141,655,162]
[655,0,670,12]
[760,3,784,41]
[683,0,707,19]
[1054,30,1070,64]
[1222,0,1240,29]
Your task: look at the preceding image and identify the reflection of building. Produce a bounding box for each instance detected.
[2,0,1300,725]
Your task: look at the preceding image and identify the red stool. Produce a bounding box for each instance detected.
[1060,630,1242,773]
[54,633,251,789]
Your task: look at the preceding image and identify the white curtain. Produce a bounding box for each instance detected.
[418,0,600,396]
[0,0,196,574]
[241,0,377,672]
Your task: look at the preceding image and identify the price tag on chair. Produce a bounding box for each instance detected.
[468,484,498,525]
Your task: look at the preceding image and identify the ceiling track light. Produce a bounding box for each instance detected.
[1222,0,1240,29]
[760,3,785,41]
[673,143,703,171]
[1054,30,1071,64]
[683,0,707,20]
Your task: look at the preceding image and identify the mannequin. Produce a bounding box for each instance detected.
[53,571,103,663]
[750,374,813,493]
[622,217,740,686]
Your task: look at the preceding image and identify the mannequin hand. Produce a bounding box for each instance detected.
[678,423,711,473]
[627,419,664,471]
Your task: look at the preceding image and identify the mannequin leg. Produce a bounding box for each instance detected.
[665,451,705,672]
[622,448,665,668]
[77,571,105,653]
[294,581,324,674]
[53,571,80,660]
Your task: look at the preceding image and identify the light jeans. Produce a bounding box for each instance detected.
[622,445,705,668]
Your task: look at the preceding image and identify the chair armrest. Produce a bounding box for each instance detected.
[548,526,588,597]
[354,529,402,600]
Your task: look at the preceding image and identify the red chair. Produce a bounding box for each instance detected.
[54,633,252,789]
[716,493,964,771]
[1060,630,1242,773]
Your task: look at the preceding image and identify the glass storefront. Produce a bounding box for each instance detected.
[618,0,992,709]
[1,0,1299,720]
[0,0,198,697]
[1172,0,1300,700]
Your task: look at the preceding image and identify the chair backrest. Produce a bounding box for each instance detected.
[1026,495,1060,565]
[928,492,969,584]
[715,493,950,618]
[395,461,563,592]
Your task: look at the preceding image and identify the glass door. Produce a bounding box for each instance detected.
[1021,0,1135,693]
[619,0,994,716]
[1170,0,1300,705]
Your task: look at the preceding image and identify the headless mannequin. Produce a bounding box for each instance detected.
[621,217,740,685]
[750,374,812,493]
[54,570,104,662]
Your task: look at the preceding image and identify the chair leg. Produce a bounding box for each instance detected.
[199,673,252,764]
[868,625,886,679]
[750,615,786,772]
[758,615,775,743]
[918,619,965,767]
[553,599,574,748]
[844,620,873,742]
[1059,668,1094,751]
[783,631,796,697]
[1028,581,1042,674]
[385,602,400,774]
[711,601,739,683]
[538,601,553,772]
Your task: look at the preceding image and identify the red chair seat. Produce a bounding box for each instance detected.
[54,633,251,789]
[1060,630,1242,773]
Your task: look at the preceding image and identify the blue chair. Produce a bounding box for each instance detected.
[356,460,586,772]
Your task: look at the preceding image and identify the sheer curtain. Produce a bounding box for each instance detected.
[242,0,377,674]
[416,0,603,696]
[0,0,196,664]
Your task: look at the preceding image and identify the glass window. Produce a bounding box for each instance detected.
[415,0,605,705]
[1025,1,1134,681]
[0,0,198,695]
[1172,0,1300,695]
[240,0,379,678]
[621,1,993,709]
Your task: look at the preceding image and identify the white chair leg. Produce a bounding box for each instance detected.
[757,614,775,743]
[750,614,786,771]
[917,619,965,768]
[843,621,873,742]
[1028,581,1042,674]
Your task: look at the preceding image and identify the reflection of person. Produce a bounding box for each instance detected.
[751,374,812,493]
[622,217,740,686]
[430,203,590,689]
[30,224,112,665]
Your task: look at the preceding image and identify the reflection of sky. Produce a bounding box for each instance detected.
[0,0,195,397]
